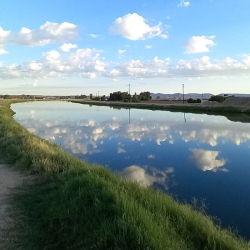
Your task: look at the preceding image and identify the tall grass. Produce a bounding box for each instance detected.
[71,99,250,114]
[0,100,249,250]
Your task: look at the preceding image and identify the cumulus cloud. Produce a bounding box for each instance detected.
[27,61,43,71]
[0,27,11,54]
[110,13,168,40]
[190,149,227,172]
[1,22,77,47]
[0,27,10,43]
[1,49,250,80]
[178,1,190,7]
[185,36,215,54]
[242,54,250,66]
[60,43,77,52]
[0,45,8,55]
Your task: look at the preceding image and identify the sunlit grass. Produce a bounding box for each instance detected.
[0,99,249,250]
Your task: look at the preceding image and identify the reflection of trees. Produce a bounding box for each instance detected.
[190,149,227,172]
[121,165,174,190]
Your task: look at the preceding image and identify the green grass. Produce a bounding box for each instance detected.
[0,100,250,250]
[72,100,250,114]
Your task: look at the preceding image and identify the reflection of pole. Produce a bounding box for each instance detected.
[182,84,184,104]
[184,112,186,123]
[128,108,131,123]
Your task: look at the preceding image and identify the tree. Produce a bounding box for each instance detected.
[187,98,202,103]
[187,98,195,103]
[89,93,93,100]
[209,95,226,102]
[109,91,130,101]
[139,92,152,101]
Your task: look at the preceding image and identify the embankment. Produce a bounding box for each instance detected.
[0,100,249,249]
[72,97,250,115]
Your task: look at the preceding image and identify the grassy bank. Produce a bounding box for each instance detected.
[72,99,250,114]
[0,100,249,249]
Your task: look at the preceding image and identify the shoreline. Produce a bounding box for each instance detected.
[71,97,250,115]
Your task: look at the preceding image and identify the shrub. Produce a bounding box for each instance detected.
[209,95,226,102]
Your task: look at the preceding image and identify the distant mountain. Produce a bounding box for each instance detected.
[151,93,213,99]
[151,93,250,99]
[219,93,250,97]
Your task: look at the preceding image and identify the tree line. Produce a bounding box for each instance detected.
[108,91,152,102]
[89,91,152,102]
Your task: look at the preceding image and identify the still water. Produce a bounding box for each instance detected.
[12,101,250,239]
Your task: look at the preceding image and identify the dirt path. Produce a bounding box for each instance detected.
[0,164,32,249]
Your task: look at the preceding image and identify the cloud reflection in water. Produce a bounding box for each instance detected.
[190,149,227,172]
[121,165,174,190]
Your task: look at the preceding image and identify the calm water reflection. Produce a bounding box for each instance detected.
[12,101,250,239]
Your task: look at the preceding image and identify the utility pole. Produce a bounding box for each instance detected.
[182,84,184,104]
[97,91,100,97]
[128,84,131,95]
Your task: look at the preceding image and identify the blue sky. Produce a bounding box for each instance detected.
[0,0,250,96]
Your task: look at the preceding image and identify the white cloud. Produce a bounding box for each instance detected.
[27,61,43,71]
[44,50,61,63]
[118,49,126,54]
[1,49,250,80]
[145,45,152,49]
[242,54,250,67]
[190,149,227,172]
[0,45,8,55]
[0,27,10,43]
[178,1,190,7]
[177,56,219,71]
[185,36,215,54]
[0,27,10,55]
[110,13,168,40]
[110,69,120,77]
[89,33,100,38]
[12,22,77,46]
[60,43,77,52]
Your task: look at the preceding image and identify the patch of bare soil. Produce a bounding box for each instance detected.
[222,97,250,107]
[143,100,186,105]
[145,97,250,107]
[0,164,32,249]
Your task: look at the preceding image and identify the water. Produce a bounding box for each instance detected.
[12,101,250,239]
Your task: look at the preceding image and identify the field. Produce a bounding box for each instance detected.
[72,97,250,115]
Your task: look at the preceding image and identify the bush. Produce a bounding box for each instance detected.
[187,98,201,103]
[209,95,226,102]
[187,98,195,103]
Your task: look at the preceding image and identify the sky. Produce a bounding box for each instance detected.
[0,0,250,96]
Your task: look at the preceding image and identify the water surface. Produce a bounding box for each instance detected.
[12,101,250,239]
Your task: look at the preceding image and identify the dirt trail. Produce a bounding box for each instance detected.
[0,164,32,249]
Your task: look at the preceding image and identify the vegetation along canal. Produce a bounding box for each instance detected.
[12,101,250,240]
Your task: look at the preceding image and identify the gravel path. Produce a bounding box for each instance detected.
[0,164,31,249]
